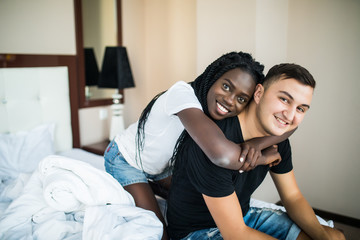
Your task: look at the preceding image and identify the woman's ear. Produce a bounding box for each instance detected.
[253,84,264,104]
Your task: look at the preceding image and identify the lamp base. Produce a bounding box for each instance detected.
[109,94,125,141]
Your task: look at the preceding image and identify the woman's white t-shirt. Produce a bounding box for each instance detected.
[115,81,202,175]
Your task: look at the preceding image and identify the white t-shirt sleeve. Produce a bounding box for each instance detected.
[164,81,203,116]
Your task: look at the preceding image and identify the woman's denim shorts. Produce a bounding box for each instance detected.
[104,140,171,186]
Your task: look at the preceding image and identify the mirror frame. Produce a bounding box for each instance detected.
[74,0,123,108]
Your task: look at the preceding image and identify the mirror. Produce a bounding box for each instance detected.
[74,0,122,107]
[82,0,117,100]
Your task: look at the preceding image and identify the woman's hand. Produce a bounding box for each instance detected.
[238,142,262,172]
[238,145,281,172]
[259,145,282,167]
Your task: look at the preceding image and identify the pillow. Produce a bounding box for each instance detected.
[0,124,55,178]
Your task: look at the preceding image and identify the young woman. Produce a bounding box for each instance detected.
[104,52,292,239]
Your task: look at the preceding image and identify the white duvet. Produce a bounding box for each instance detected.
[0,155,163,240]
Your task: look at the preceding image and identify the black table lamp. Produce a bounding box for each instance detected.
[84,48,100,99]
[99,46,135,140]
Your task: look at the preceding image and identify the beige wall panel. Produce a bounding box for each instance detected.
[0,0,76,54]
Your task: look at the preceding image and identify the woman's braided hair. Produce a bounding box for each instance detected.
[135,51,264,168]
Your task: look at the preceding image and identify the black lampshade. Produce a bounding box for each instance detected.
[99,46,135,89]
[84,48,100,86]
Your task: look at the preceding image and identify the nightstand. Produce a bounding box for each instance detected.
[82,140,110,156]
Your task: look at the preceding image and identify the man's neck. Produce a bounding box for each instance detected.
[238,103,268,141]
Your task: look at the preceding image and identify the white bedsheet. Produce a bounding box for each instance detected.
[39,155,133,211]
[58,148,105,171]
[83,204,163,240]
[0,155,163,240]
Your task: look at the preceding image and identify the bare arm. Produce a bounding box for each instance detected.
[203,192,276,239]
[177,108,244,170]
[243,128,295,151]
[239,128,296,170]
[271,171,344,240]
[177,108,294,170]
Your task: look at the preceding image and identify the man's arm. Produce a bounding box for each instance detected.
[203,192,276,240]
[271,171,344,240]
[177,108,291,170]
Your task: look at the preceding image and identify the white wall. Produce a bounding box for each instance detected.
[78,106,111,145]
[122,0,196,126]
[196,0,257,73]
[195,0,360,219]
[287,0,360,219]
[0,0,76,54]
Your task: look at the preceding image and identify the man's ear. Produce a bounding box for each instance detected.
[253,84,264,104]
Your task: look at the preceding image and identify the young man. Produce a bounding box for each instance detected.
[167,64,345,240]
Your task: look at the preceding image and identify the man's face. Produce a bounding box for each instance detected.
[207,68,256,120]
[254,78,313,136]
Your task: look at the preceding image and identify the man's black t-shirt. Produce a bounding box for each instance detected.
[167,116,293,239]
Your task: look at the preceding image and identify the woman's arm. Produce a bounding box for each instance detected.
[203,192,276,240]
[177,108,294,170]
[239,128,295,163]
[177,108,242,169]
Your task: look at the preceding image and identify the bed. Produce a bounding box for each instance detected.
[0,67,333,239]
[0,67,163,239]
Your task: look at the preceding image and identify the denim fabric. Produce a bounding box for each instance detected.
[180,228,222,240]
[244,207,301,240]
[180,207,301,240]
[104,140,172,186]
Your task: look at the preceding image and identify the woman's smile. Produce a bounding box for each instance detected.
[216,101,229,114]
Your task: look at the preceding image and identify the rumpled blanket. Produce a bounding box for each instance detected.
[83,205,163,240]
[0,155,163,240]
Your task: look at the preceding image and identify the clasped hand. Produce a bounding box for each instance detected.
[237,143,281,172]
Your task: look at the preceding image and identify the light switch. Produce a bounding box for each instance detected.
[99,108,108,120]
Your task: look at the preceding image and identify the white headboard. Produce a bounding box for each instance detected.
[0,67,73,152]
